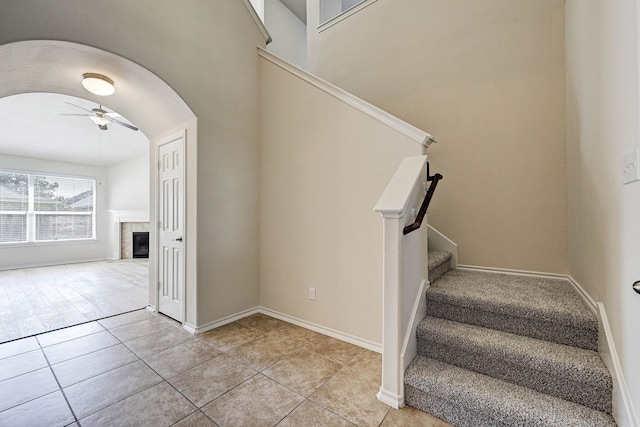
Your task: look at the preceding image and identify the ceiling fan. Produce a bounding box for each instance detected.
[60,102,139,131]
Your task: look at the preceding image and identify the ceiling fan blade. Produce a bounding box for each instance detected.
[110,118,139,131]
[64,102,93,113]
[105,112,122,119]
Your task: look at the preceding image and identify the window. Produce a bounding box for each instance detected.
[0,170,96,244]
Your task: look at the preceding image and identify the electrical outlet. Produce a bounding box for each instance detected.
[622,148,640,185]
[308,287,316,301]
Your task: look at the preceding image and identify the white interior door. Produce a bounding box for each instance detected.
[156,131,185,322]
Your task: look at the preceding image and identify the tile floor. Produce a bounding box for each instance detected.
[0,260,149,343]
[0,310,453,427]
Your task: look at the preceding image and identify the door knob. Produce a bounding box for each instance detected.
[633,281,640,294]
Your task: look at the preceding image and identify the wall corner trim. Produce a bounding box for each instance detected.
[242,0,272,44]
[258,48,435,147]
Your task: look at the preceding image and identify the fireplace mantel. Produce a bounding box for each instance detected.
[109,210,150,260]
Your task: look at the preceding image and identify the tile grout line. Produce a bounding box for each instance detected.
[36,335,81,426]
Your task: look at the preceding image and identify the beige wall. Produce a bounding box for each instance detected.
[566,0,640,411]
[307,0,568,273]
[0,1,267,327]
[259,56,424,344]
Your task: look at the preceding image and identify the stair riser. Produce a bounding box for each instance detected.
[405,385,502,427]
[426,300,598,351]
[428,261,449,283]
[417,340,612,413]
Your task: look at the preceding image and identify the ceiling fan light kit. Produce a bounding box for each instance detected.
[82,73,115,96]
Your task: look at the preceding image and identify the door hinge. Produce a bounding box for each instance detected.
[158,160,162,170]
[157,281,161,290]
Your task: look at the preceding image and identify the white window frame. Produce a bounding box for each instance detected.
[0,169,97,245]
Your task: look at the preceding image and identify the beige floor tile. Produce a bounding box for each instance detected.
[226,332,298,371]
[123,325,194,358]
[0,391,74,427]
[144,339,221,378]
[380,406,455,427]
[199,321,264,352]
[311,366,390,427]
[346,349,382,386]
[203,374,304,427]
[0,336,39,359]
[43,330,120,364]
[172,410,218,427]
[98,309,153,329]
[0,367,60,412]
[169,354,256,407]
[262,349,342,397]
[64,360,163,418]
[0,348,47,382]
[36,321,105,347]
[79,382,196,427]
[264,322,320,346]
[277,400,355,427]
[237,313,288,333]
[303,333,363,365]
[52,344,138,387]
[109,317,174,342]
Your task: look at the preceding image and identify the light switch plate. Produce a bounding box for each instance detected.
[622,148,640,185]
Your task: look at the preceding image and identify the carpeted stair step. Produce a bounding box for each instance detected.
[426,270,598,350]
[428,250,452,283]
[416,316,612,413]
[405,356,616,427]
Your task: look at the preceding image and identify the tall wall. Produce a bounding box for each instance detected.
[566,0,640,414]
[265,0,307,68]
[0,1,267,327]
[0,154,109,268]
[107,153,149,212]
[307,0,568,273]
[258,54,424,344]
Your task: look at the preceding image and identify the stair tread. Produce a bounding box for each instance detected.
[427,269,596,331]
[417,316,612,412]
[405,356,616,427]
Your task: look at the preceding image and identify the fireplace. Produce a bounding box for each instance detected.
[132,232,149,259]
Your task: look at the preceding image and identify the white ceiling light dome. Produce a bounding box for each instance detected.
[82,73,115,96]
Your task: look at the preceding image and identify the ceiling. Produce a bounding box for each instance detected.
[0,40,196,158]
[0,92,149,167]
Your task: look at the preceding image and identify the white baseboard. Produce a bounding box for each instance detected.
[0,257,110,271]
[182,305,381,353]
[567,275,597,314]
[258,307,381,353]
[183,307,260,335]
[597,303,639,427]
[457,264,569,280]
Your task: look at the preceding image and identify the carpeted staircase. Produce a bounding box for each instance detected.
[405,250,617,426]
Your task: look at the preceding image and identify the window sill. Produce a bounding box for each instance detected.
[0,239,97,248]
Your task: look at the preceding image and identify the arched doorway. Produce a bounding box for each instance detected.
[0,40,196,340]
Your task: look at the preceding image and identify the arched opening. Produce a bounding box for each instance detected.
[0,40,196,341]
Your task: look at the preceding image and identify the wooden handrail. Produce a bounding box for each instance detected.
[403,165,442,235]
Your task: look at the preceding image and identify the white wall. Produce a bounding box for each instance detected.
[566,0,640,418]
[0,1,267,327]
[307,0,568,274]
[107,152,149,212]
[258,54,424,344]
[0,154,109,269]
[265,0,307,68]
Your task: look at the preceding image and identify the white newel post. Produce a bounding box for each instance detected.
[374,155,429,409]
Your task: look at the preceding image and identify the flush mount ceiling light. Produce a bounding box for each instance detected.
[81,73,115,96]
